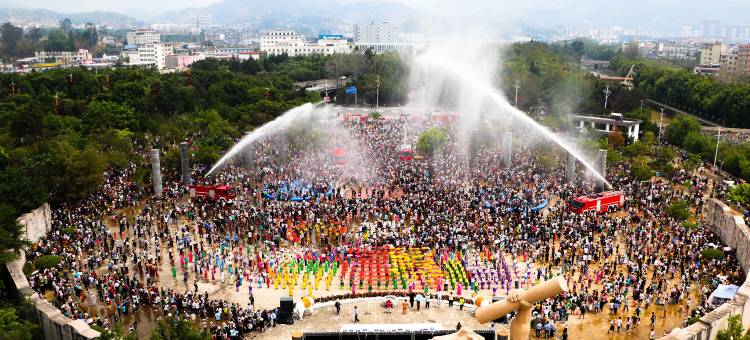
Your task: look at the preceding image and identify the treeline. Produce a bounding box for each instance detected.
[0,20,99,61]
[665,115,750,180]
[501,41,641,118]
[611,54,750,128]
[0,56,326,215]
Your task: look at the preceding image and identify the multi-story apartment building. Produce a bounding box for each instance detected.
[656,42,696,60]
[126,29,160,45]
[35,49,91,64]
[700,42,723,66]
[354,21,398,44]
[129,43,174,70]
[737,44,750,77]
[719,49,738,82]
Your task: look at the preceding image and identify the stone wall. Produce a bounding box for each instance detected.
[661,198,750,340]
[5,204,100,340]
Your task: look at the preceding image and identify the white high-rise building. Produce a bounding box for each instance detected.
[126,29,160,45]
[129,43,174,70]
[354,21,398,43]
[353,21,424,55]
[260,30,351,56]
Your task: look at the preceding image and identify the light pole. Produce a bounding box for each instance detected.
[658,108,664,144]
[376,75,381,108]
[513,80,521,109]
[713,127,721,168]
[603,85,611,111]
[640,99,644,111]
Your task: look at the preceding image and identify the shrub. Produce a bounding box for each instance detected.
[33,255,60,269]
[701,248,725,260]
[682,221,698,229]
[21,262,33,276]
[666,200,691,221]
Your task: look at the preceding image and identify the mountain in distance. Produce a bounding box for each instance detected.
[153,0,417,26]
[0,7,139,28]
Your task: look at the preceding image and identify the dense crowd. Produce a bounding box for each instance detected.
[23,117,743,339]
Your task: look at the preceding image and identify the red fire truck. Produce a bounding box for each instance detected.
[569,191,625,215]
[398,144,414,161]
[189,184,237,201]
[331,147,347,165]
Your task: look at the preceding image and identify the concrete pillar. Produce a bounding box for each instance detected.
[277,135,287,164]
[566,140,577,181]
[179,142,190,185]
[502,131,512,168]
[150,149,162,198]
[245,145,255,169]
[598,149,608,177]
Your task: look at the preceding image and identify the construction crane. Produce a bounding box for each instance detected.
[596,64,635,90]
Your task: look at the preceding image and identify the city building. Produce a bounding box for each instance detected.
[352,21,425,55]
[571,114,642,142]
[165,54,205,70]
[189,15,212,30]
[260,30,351,56]
[656,42,696,60]
[204,47,261,60]
[700,42,723,66]
[126,29,160,45]
[35,49,91,64]
[354,21,398,44]
[719,49,738,82]
[129,43,174,70]
[737,44,750,77]
[700,20,722,38]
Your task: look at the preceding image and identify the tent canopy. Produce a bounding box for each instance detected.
[713,284,739,300]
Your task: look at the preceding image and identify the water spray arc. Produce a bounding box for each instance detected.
[206,103,325,176]
[413,55,612,189]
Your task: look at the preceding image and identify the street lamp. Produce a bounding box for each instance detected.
[376,75,381,108]
[713,127,722,168]
[658,108,664,144]
[603,85,611,111]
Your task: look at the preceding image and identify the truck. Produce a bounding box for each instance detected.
[331,147,347,165]
[189,184,237,201]
[569,191,625,215]
[398,144,414,161]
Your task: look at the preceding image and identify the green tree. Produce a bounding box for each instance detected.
[664,115,701,146]
[150,317,211,340]
[82,100,139,132]
[1,23,23,57]
[0,204,30,263]
[0,307,37,340]
[416,127,447,156]
[728,183,750,206]
[630,156,654,181]
[666,200,691,221]
[717,315,750,340]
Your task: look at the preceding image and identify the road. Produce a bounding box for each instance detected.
[646,99,720,127]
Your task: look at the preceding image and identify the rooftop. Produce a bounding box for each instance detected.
[571,114,643,126]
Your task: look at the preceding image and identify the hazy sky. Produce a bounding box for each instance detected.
[0,0,222,13]
[2,0,748,29]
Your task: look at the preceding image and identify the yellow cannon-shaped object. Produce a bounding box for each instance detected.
[475,277,568,340]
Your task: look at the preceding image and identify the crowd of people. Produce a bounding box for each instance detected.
[22,115,743,339]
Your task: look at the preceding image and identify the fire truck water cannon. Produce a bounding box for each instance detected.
[569,191,625,215]
[475,277,568,339]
